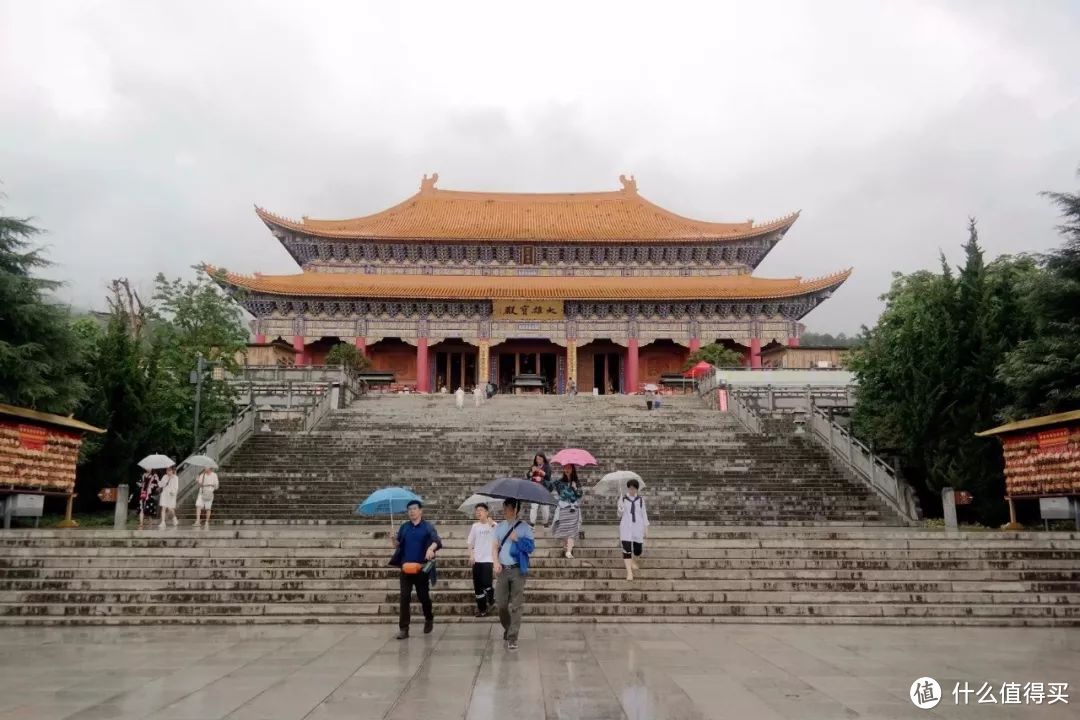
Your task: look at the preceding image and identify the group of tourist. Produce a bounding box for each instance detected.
[132,466,218,530]
[527,453,584,558]
[392,452,649,651]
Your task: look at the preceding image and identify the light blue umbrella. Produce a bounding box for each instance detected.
[355,487,422,527]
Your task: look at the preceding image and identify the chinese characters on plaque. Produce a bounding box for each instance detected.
[492,300,565,322]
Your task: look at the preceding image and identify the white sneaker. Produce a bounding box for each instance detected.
[564,551,573,559]
[626,571,634,581]
[158,522,166,531]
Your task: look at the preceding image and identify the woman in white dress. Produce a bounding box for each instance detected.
[158,465,180,530]
[617,479,649,581]
[195,467,219,529]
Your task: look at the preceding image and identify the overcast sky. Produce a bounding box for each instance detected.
[2,0,1078,333]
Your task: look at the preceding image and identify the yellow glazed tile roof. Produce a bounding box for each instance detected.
[209,267,851,301]
[255,175,798,243]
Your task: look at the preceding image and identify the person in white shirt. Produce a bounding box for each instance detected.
[158,466,180,530]
[195,467,219,529]
[467,503,498,617]
[617,479,649,581]
[454,386,465,409]
[473,384,484,407]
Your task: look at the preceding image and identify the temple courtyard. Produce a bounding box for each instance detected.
[0,623,1076,720]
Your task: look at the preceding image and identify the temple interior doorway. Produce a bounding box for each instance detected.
[491,340,564,393]
[431,340,478,392]
[592,352,622,395]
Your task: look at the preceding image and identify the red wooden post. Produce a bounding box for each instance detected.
[416,337,430,392]
[292,335,305,366]
[626,338,639,394]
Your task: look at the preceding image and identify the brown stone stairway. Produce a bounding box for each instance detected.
[200,394,899,526]
[0,526,1076,626]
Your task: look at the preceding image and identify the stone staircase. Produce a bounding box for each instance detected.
[202,394,900,525]
[3,394,1075,627]
[0,526,1076,626]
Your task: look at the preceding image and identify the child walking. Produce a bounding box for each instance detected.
[617,479,649,581]
[467,503,498,616]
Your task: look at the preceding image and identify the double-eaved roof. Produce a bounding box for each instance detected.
[255,174,799,244]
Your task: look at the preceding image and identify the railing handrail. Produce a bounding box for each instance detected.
[300,382,336,433]
[695,373,919,523]
[806,405,919,522]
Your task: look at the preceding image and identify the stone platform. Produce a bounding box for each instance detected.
[1,526,1077,626]
[0,623,1076,719]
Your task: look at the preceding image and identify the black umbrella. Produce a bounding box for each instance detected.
[478,477,558,505]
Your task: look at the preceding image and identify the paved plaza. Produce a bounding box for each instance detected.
[0,623,1076,720]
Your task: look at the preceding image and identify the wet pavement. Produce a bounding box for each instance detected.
[0,623,1077,719]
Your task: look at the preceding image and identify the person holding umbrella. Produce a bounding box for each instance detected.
[618,478,649,581]
[551,464,584,559]
[492,498,535,651]
[475,477,551,650]
[158,465,180,530]
[389,499,442,639]
[194,465,219,529]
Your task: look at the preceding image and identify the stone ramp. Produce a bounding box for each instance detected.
[204,394,901,525]
[1,526,1076,626]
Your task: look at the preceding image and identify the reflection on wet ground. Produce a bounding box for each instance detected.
[0,623,1076,719]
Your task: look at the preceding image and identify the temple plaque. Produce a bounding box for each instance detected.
[492,300,564,322]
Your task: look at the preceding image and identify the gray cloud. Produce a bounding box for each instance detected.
[1,0,1078,332]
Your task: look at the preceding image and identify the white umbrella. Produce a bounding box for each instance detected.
[183,454,218,469]
[137,454,175,471]
[593,470,645,496]
[457,494,504,517]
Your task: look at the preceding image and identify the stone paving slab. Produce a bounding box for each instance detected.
[0,624,1076,719]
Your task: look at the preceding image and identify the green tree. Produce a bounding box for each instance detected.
[144,271,248,458]
[76,310,151,505]
[325,342,371,371]
[799,331,862,348]
[998,178,1080,417]
[683,342,745,369]
[850,221,1034,525]
[0,211,86,413]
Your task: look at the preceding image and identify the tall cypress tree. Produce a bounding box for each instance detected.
[999,178,1080,416]
[0,211,85,413]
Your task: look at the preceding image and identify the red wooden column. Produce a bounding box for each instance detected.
[416,337,430,392]
[626,338,639,394]
[688,337,701,353]
[787,336,800,347]
[254,333,267,344]
[749,337,762,369]
[354,336,367,356]
[292,335,306,366]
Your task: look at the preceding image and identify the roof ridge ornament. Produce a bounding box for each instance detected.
[619,174,637,194]
[420,173,439,193]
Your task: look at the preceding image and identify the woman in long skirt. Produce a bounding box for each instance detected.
[551,464,583,559]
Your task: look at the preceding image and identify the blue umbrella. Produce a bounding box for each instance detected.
[355,487,422,527]
[478,477,558,506]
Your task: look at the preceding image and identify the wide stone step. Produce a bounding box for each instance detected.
[1,600,1074,621]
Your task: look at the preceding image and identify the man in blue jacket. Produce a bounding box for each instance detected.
[491,498,535,651]
[391,500,442,640]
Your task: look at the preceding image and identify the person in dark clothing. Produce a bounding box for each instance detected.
[391,500,442,639]
[527,452,553,527]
